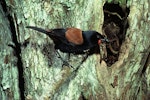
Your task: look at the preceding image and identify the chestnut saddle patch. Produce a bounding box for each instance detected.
[65,28,83,45]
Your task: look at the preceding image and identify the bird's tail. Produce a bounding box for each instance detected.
[26,26,50,35]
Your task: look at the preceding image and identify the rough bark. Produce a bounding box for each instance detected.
[0,0,150,100]
[0,4,20,100]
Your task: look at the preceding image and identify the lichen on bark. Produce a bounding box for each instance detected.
[0,4,20,100]
[0,0,150,100]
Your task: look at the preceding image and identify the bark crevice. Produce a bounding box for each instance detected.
[0,0,25,99]
[141,51,150,74]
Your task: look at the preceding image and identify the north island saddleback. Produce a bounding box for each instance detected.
[26,26,109,67]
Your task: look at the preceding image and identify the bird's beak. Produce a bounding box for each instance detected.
[101,38,110,43]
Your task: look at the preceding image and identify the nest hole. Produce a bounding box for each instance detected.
[102,2,130,66]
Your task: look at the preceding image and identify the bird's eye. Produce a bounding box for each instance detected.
[97,35,100,39]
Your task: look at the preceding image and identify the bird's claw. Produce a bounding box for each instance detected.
[62,61,74,68]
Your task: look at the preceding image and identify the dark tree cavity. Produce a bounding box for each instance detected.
[102,2,129,66]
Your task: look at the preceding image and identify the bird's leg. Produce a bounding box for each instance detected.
[74,52,89,73]
[55,50,74,68]
[81,52,89,64]
[67,53,71,62]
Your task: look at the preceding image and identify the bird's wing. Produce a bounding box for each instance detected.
[65,28,83,45]
[51,28,84,46]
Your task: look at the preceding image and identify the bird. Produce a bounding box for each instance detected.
[26,26,108,54]
[26,26,109,68]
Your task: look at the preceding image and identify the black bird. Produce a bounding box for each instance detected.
[26,26,108,54]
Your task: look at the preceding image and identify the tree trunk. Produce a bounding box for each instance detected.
[0,0,150,100]
[0,4,20,100]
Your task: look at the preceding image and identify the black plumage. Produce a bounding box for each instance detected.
[26,26,107,54]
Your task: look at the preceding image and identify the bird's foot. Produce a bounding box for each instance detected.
[62,61,74,68]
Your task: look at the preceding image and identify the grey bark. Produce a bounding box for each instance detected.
[0,4,20,100]
[0,0,150,100]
